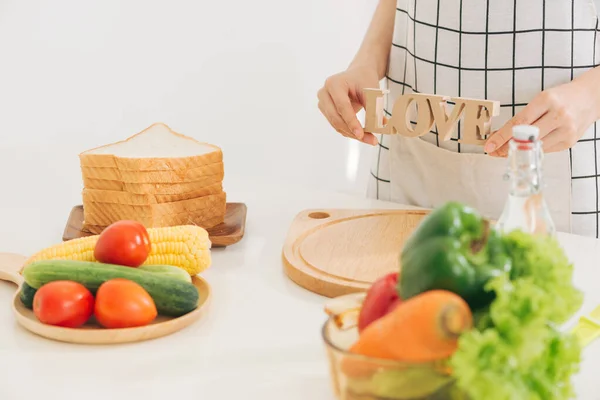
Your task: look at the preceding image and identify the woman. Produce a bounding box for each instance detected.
[317,0,600,238]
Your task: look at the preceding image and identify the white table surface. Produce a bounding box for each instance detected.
[1,173,600,400]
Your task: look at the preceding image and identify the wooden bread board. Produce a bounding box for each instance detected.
[282,208,429,298]
[63,203,247,247]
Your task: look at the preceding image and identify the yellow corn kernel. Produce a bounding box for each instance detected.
[24,225,212,276]
[24,235,98,266]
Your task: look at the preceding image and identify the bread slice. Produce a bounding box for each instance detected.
[83,212,225,234]
[82,173,224,194]
[81,161,224,183]
[79,123,223,171]
[83,192,227,228]
[84,192,226,217]
[83,203,226,228]
[84,191,226,218]
[82,183,223,205]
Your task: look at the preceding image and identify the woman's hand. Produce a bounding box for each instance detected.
[484,70,600,157]
[317,65,381,146]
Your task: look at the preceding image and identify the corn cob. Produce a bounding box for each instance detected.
[23,225,212,276]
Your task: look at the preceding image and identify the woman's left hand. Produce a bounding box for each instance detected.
[484,72,600,157]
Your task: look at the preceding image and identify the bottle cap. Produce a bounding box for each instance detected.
[512,125,539,142]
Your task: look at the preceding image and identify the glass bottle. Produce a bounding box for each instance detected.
[495,125,556,236]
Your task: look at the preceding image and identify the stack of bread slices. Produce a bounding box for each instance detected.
[79,123,227,234]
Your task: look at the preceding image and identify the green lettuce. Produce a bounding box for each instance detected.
[449,230,584,400]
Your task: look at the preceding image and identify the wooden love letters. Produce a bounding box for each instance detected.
[363,89,500,145]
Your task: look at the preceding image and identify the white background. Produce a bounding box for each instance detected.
[0,0,378,196]
[0,0,381,255]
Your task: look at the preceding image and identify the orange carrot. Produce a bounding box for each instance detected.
[349,290,473,363]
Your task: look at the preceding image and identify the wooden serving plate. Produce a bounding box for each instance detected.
[0,252,211,344]
[63,202,247,247]
[282,208,429,298]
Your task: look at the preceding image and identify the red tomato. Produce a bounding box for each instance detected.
[386,298,403,314]
[33,281,94,328]
[94,278,157,329]
[94,220,151,267]
[358,272,401,332]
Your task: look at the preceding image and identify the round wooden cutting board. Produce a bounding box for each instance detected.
[282,208,429,298]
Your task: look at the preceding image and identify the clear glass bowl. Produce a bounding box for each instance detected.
[321,293,469,400]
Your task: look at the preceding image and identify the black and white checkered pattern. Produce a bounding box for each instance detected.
[369,0,600,237]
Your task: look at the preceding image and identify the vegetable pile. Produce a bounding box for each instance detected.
[345,201,584,400]
[21,220,201,329]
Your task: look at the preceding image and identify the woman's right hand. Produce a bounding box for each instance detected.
[317,65,381,146]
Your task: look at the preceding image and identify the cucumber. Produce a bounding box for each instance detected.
[18,264,192,310]
[19,282,38,309]
[22,260,200,317]
[138,265,192,283]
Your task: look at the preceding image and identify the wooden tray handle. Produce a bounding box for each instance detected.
[0,253,26,286]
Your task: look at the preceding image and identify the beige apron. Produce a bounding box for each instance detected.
[368,0,600,237]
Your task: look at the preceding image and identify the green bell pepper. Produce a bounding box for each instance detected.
[398,202,512,311]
